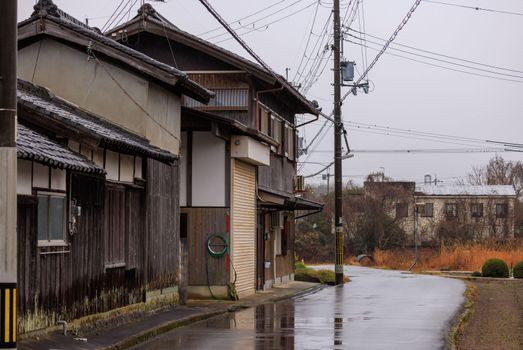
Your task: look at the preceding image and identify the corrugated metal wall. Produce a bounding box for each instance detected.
[183,88,249,110]
[231,160,256,298]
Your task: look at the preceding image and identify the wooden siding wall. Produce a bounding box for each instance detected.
[126,32,238,71]
[187,73,249,89]
[275,213,295,278]
[18,175,145,333]
[146,158,180,291]
[17,174,146,333]
[263,213,274,282]
[180,207,229,286]
[258,153,296,194]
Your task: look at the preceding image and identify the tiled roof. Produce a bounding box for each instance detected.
[18,79,177,163]
[19,0,214,104]
[17,124,105,174]
[108,4,319,115]
[416,184,516,197]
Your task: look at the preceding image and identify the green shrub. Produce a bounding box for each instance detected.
[481,258,509,278]
[295,261,306,270]
[471,271,482,277]
[513,261,523,279]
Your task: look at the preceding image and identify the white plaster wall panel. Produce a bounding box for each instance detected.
[146,82,182,155]
[50,168,66,191]
[134,156,143,179]
[19,39,183,155]
[33,162,49,189]
[191,131,226,207]
[105,150,119,181]
[19,39,148,140]
[179,132,187,207]
[17,41,40,81]
[119,154,134,183]
[17,159,32,195]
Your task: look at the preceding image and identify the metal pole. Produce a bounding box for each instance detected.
[414,206,419,263]
[0,0,18,348]
[333,0,344,285]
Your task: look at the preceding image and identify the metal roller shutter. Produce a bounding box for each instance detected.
[231,159,256,298]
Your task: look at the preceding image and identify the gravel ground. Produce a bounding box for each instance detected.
[457,279,523,350]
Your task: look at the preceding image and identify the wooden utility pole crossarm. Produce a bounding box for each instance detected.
[0,0,18,348]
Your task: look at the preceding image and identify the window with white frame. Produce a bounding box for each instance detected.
[37,192,67,245]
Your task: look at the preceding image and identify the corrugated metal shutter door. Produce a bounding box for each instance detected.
[232,160,256,298]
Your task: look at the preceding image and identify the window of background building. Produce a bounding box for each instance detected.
[496,203,508,218]
[420,203,434,217]
[395,202,409,218]
[471,203,483,218]
[445,203,458,218]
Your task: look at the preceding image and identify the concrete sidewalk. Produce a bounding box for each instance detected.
[19,281,322,350]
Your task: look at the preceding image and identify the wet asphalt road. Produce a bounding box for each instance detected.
[130,266,465,350]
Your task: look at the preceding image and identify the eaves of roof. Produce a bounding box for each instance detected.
[18,0,214,104]
[181,106,279,147]
[18,79,177,163]
[108,5,319,115]
[17,124,105,175]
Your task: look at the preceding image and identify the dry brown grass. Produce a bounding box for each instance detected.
[369,240,523,271]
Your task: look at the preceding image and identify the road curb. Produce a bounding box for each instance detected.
[104,283,324,350]
[103,310,227,350]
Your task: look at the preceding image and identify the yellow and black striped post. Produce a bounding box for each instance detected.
[0,284,16,349]
[0,0,18,348]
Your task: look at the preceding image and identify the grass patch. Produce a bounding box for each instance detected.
[371,240,523,272]
[448,281,478,350]
[295,266,350,285]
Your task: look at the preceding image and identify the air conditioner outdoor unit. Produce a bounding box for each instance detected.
[295,175,305,192]
[271,211,283,229]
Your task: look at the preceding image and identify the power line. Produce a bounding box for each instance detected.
[198,0,291,36]
[352,0,423,86]
[205,0,313,41]
[292,1,322,82]
[348,28,523,74]
[346,120,504,145]
[102,0,134,32]
[346,34,523,79]
[213,1,319,44]
[294,11,333,88]
[312,148,517,154]
[347,40,523,84]
[422,0,523,17]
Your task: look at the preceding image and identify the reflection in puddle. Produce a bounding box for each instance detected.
[130,266,465,350]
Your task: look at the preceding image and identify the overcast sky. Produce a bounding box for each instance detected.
[18,0,523,185]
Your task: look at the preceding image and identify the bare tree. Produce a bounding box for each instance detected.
[468,155,523,198]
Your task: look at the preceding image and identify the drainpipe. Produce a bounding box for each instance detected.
[296,111,320,128]
[255,85,284,129]
[57,320,68,336]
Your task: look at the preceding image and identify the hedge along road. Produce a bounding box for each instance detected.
[130,266,466,350]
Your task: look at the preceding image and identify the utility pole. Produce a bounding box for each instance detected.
[333,0,344,285]
[0,0,18,348]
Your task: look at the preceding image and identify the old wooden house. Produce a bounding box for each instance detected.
[16,0,212,333]
[109,5,323,299]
